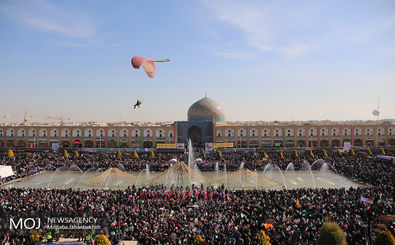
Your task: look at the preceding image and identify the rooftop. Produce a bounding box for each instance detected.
[1,119,394,127]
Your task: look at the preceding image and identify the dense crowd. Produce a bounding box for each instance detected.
[0,148,394,244]
[0,185,393,244]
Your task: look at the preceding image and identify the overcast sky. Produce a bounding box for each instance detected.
[0,0,394,123]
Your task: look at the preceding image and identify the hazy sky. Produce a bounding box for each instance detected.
[0,0,394,123]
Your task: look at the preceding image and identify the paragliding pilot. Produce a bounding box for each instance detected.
[134,100,142,109]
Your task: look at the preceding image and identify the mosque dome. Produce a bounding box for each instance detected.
[187,97,225,121]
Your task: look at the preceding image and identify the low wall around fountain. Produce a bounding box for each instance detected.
[1,169,361,190]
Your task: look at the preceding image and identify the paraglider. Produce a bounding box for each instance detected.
[133,100,142,109]
[130,56,169,111]
[131,56,170,78]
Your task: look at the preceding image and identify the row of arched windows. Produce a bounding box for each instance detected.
[0,128,174,139]
[216,127,393,138]
[0,126,393,138]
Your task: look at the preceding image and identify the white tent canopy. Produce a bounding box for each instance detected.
[0,165,15,179]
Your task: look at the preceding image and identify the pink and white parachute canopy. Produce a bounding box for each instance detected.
[131,56,170,78]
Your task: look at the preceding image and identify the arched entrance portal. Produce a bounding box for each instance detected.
[188,126,203,147]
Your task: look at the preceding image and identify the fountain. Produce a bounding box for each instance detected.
[3,152,360,190]
[135,164,151,186]
[82,168,137,189]
[145,164,150,178]
[284,163,299,186]
[149,161,204,187]
[285,163,295,173]
[68,165,83,172]
[311,159,324,170]
[116,163,126,172]
[77,167,100,189]
[187,139,194,169]
[46,167,61,189]
[320,162,329,171]
[187,139,194,182]
[311,160,336,173]
[62,165,83,187]
[301,160,317,188]
[263,163,287,189]
[45,165,83,189]
[224,168,279,189]
[4,162,360,190]
[186,138,203,183]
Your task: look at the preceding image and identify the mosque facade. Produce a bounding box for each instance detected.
[1,96,395,149]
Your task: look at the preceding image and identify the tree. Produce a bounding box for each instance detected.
[94,234,111,245]
[27,230,41,245]
[258,230,271,245]
[194,235,207,245]
[317,222,347,245]
[375,229,395,245]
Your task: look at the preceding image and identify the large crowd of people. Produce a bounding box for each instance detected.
[0,147,394,244]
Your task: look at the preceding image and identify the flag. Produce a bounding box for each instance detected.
[7,149,14,158]
[296,199,301,209]
[309,149,314,158]
[360,196,373,204]
[264,223,273,229]
[201,149,206,159]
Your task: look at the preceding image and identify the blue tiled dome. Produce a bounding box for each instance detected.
[187,97,225,121]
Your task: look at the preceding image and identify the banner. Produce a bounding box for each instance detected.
[157,143,185,149]
[156,143,177,149]
[214,142,233,148]
[343,142,351,152]
[360,195,373,204]
[51,142,59,151]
